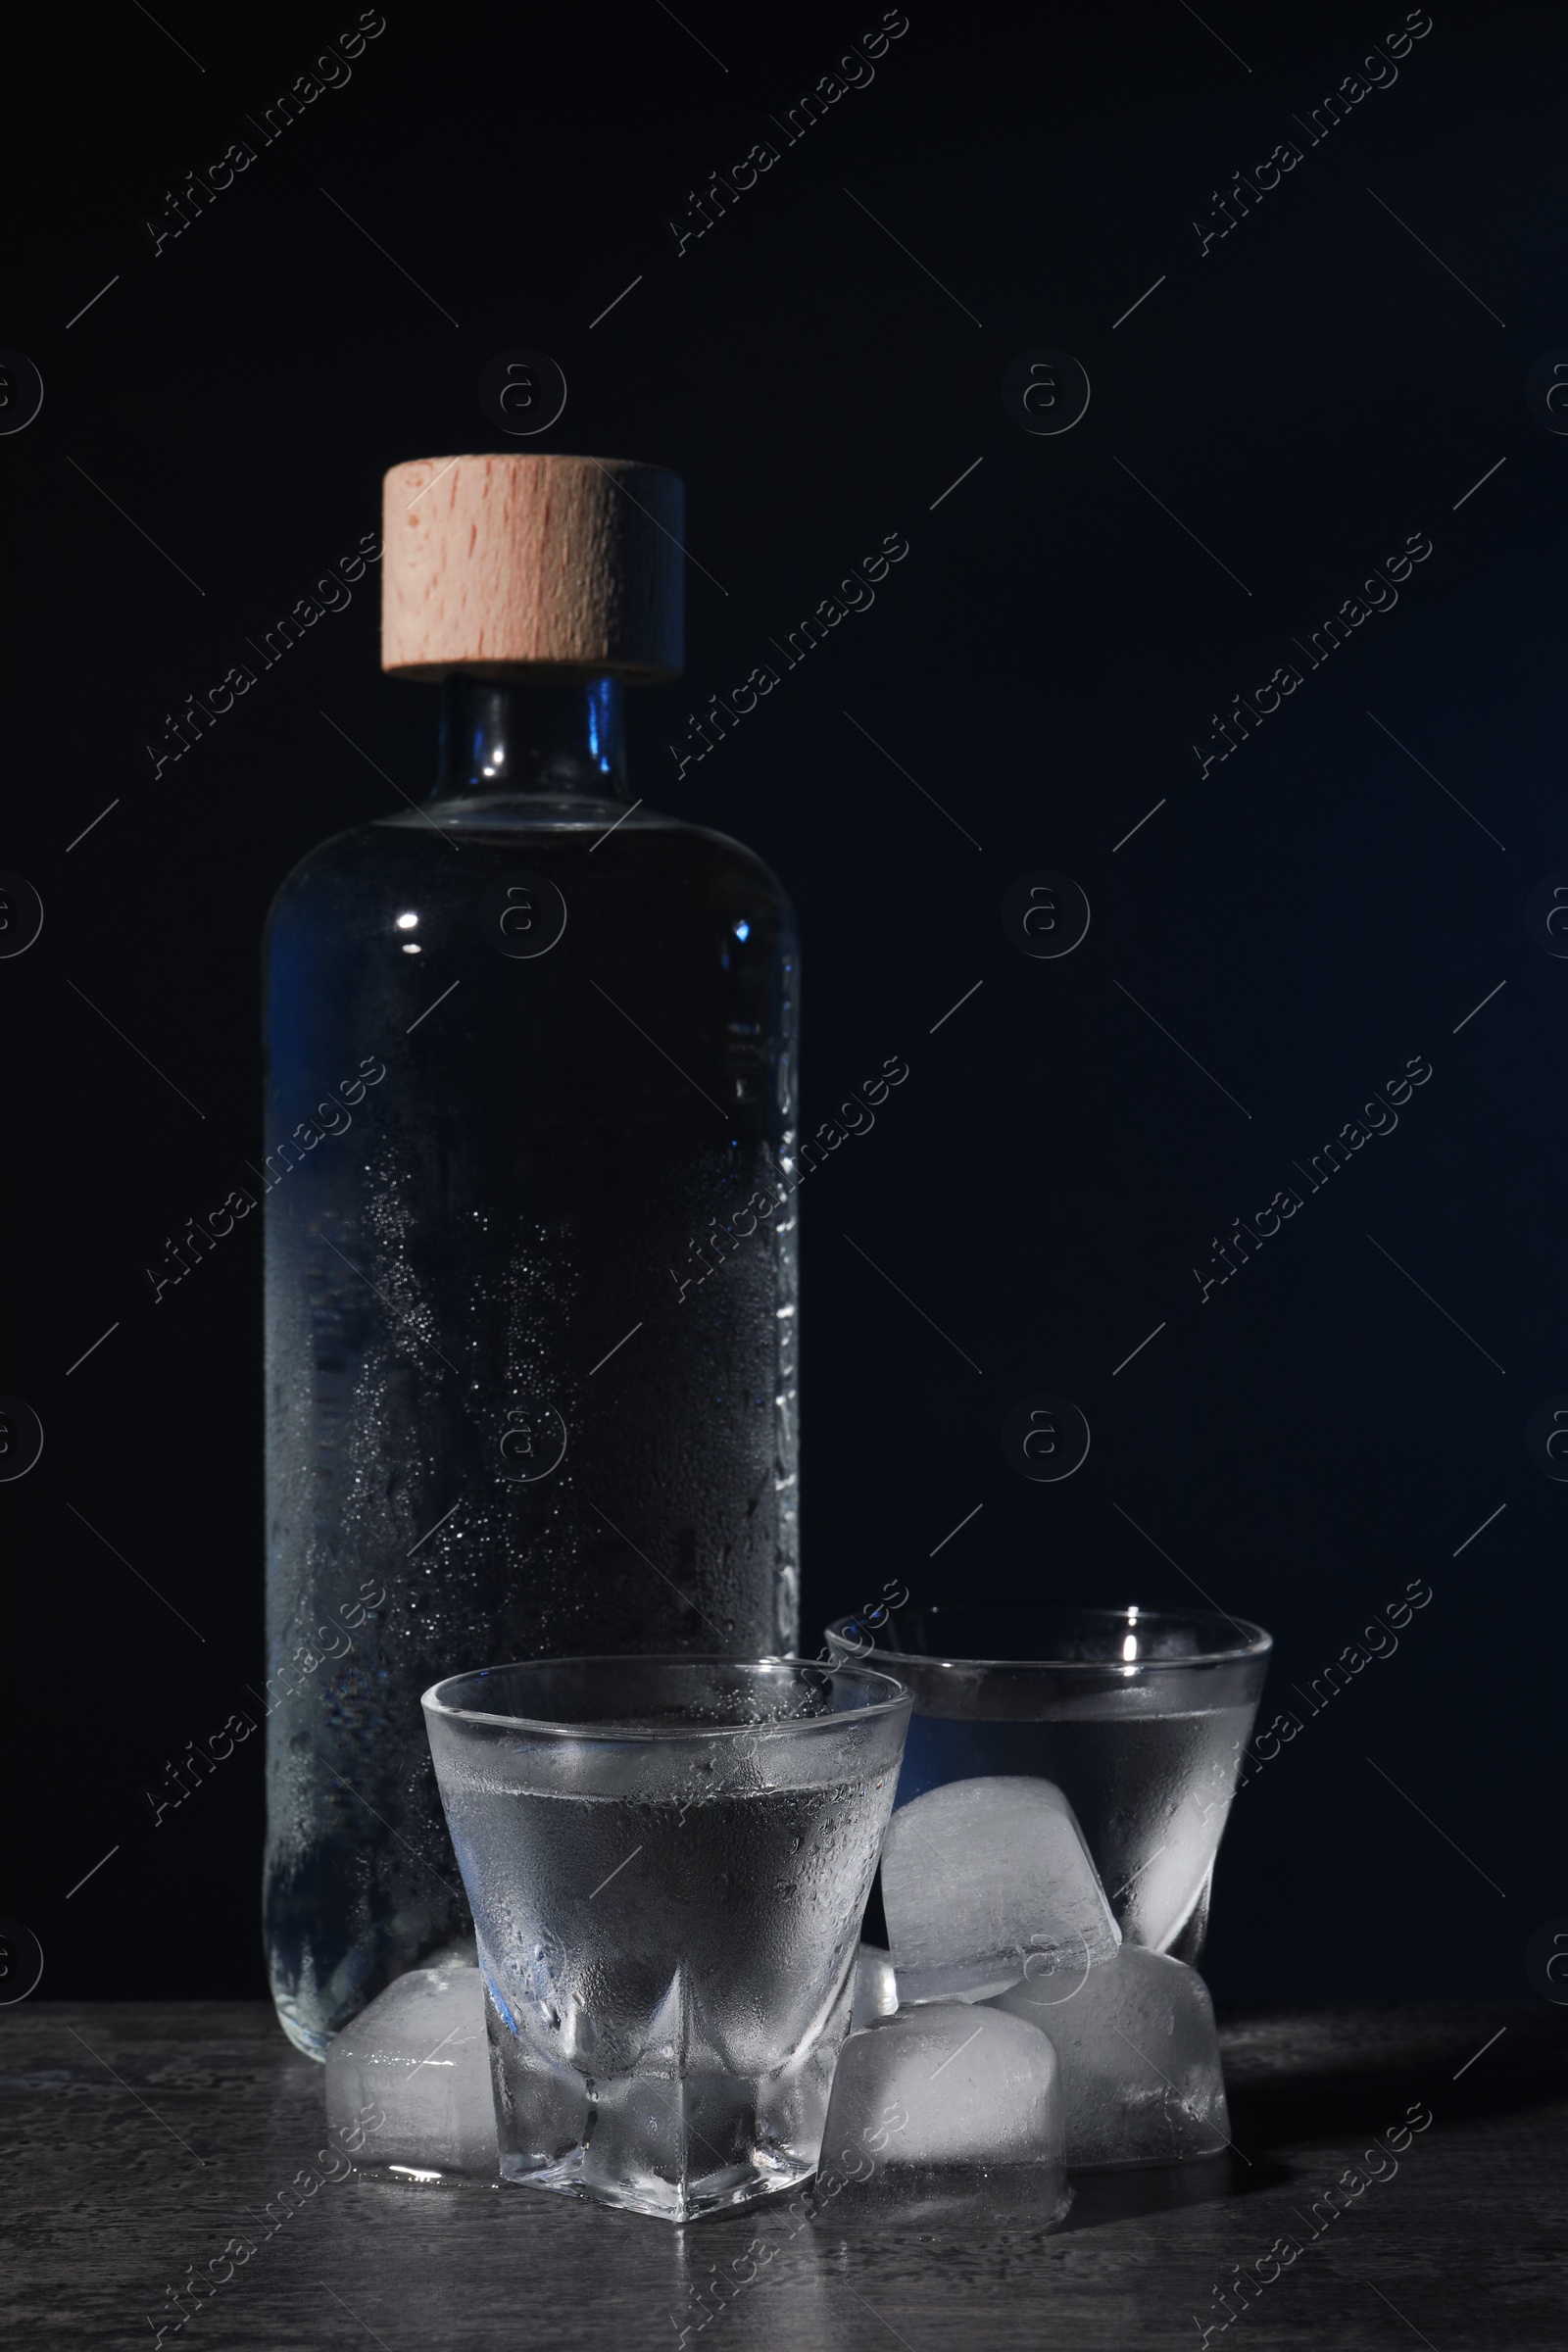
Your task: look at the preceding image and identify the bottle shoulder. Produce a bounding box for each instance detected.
[266,800,796,942]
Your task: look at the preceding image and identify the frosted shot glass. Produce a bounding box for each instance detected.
[826,1603,1270,1962]
[422,1655,910,2222]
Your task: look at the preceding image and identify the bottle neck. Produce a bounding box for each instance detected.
[431,674,628,801]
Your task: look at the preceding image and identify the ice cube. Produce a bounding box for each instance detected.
[325,1965,497,2180]
[881,1776,1120,2002]
[811,2001,1070,2229]
[990,1943,1229,2168]
[852,1942,899,2030]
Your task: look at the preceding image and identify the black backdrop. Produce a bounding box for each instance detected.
[5,0,1564,2007]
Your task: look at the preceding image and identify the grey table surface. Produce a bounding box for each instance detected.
[2,1999,1564,2348]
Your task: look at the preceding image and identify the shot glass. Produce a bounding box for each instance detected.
[825,1603,1269,1961]
[422,1654,910,2222]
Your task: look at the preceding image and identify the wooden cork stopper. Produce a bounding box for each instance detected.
[381,454,684,681]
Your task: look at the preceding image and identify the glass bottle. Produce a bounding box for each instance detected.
[262,456,800,2056]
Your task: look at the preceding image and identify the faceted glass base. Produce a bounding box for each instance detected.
[502,2140,812,2223]
[493,2031,840,2224]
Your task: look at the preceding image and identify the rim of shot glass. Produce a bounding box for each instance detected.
[824,1601,1272,1673]
[421,1652,912,1740]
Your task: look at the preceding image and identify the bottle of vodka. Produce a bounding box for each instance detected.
[262,456,800,2056]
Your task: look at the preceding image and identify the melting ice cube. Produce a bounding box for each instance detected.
[324,1965,497,2180]
[813,2000,1070,2229]
[881,1776,1120,2002]
[852,1942,899,2029]
[990,1942,1229,2168]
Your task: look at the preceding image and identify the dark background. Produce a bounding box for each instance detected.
[4,0,1563,2007]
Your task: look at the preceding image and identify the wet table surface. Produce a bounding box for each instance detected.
[2,1999,1565,2347]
